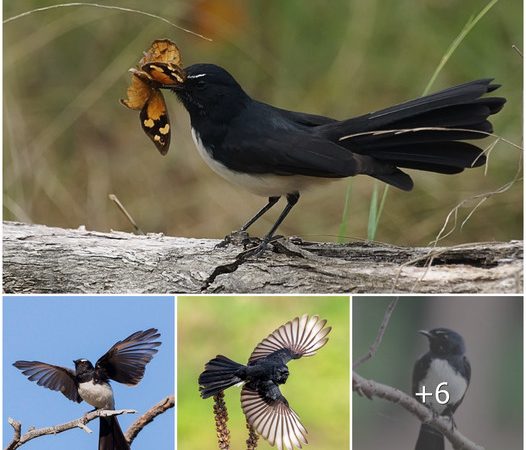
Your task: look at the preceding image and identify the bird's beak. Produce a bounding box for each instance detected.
[418,330,432,339]
[170,82,185,91]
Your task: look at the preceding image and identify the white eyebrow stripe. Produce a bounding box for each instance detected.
[187,73,207,79]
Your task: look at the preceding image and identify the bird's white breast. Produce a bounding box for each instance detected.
[191,128,333,197]
[417,358,468,414]
[78,380,115,409]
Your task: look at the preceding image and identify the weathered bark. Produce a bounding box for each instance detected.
[3,221,522,294]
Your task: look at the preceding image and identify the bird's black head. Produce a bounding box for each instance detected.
[73,358,94,375]
[274,366,289,385]
[174,63,250,124]
[419,328,466,356]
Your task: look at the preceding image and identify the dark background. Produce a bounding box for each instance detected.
[3,0,522,245]
[353,296,523,450]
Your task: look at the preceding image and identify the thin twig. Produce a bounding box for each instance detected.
[125,395,174,444]
[353,372,484,450]
[3,3,212,41]
[353,297,399,369]
[213,392,230,450]
[109,194,144,235]
[5,409,136,450]
[430,150,523,247]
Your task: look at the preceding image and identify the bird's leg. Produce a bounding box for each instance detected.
[241,196,281,231]
[216,196,280,248]
[238,192,299,259]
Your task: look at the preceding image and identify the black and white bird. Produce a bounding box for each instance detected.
[13,329,161,450]
[173,64,505,255]
[412,328,471,450]
[198,314,331,450]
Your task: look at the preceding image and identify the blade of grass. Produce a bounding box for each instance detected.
[367,182,379,240]
[337,180,353,243]
[423,0,500,95]
[365,0,499,240]
[375,184,389,231]
[3,3,212,41]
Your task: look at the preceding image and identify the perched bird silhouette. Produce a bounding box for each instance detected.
[413,328,471,450]
[199,314,331,450]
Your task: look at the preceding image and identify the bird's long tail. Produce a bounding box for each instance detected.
[99,416,129,450]
[320,79,506,190]
[198,355,245,399]
[414,423,444,450]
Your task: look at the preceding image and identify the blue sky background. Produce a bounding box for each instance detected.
[3,296,175,450]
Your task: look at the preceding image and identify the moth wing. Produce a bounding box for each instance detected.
[120,72,152,111]
[139,88,171,155]
[142,62,186,86]
[140,39,182,66]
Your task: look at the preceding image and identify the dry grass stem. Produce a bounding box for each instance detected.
[246,418,259,450]
[3,3,212,41]
[213,392,230,450]
[109,194,144,235]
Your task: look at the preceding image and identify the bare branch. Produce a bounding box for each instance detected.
[5,409,135,450]
[353,297,399,369]
[125,395,174,444]
[353,372,483,450]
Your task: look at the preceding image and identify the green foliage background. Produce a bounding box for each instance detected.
[3,0,522,244]
[178,296,349,450]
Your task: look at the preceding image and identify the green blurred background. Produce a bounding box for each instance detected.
[3,0,522,245]
[353,296,523,449]
[178,296,349,450]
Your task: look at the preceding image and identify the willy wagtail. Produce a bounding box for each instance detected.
[173,64,505,255]
[199,314,331,450]
[412,328,471,450]
[14,328,161,450]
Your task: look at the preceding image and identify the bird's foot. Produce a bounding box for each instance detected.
[235,235,283,260]
[215,230,254,249]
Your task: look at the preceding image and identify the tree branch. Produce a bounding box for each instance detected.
[353,372,483,450]
[3,221,522,294]
[125,395,174,444]
[353,297,399,369]
[5,409,135,450]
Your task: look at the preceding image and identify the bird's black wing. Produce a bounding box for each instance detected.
[444,355,472,416]
[248,314,331,364]
[241,385,307,450]
[270,104,336,127]
[223,123,387,173]
[462,355,471,385]
[13,360,81,403]
[95,328,161,385]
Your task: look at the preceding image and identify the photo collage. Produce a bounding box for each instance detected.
[2,1,523,449]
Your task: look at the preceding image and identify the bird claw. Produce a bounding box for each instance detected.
[215,230,254,249]
[235,235,283,260]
